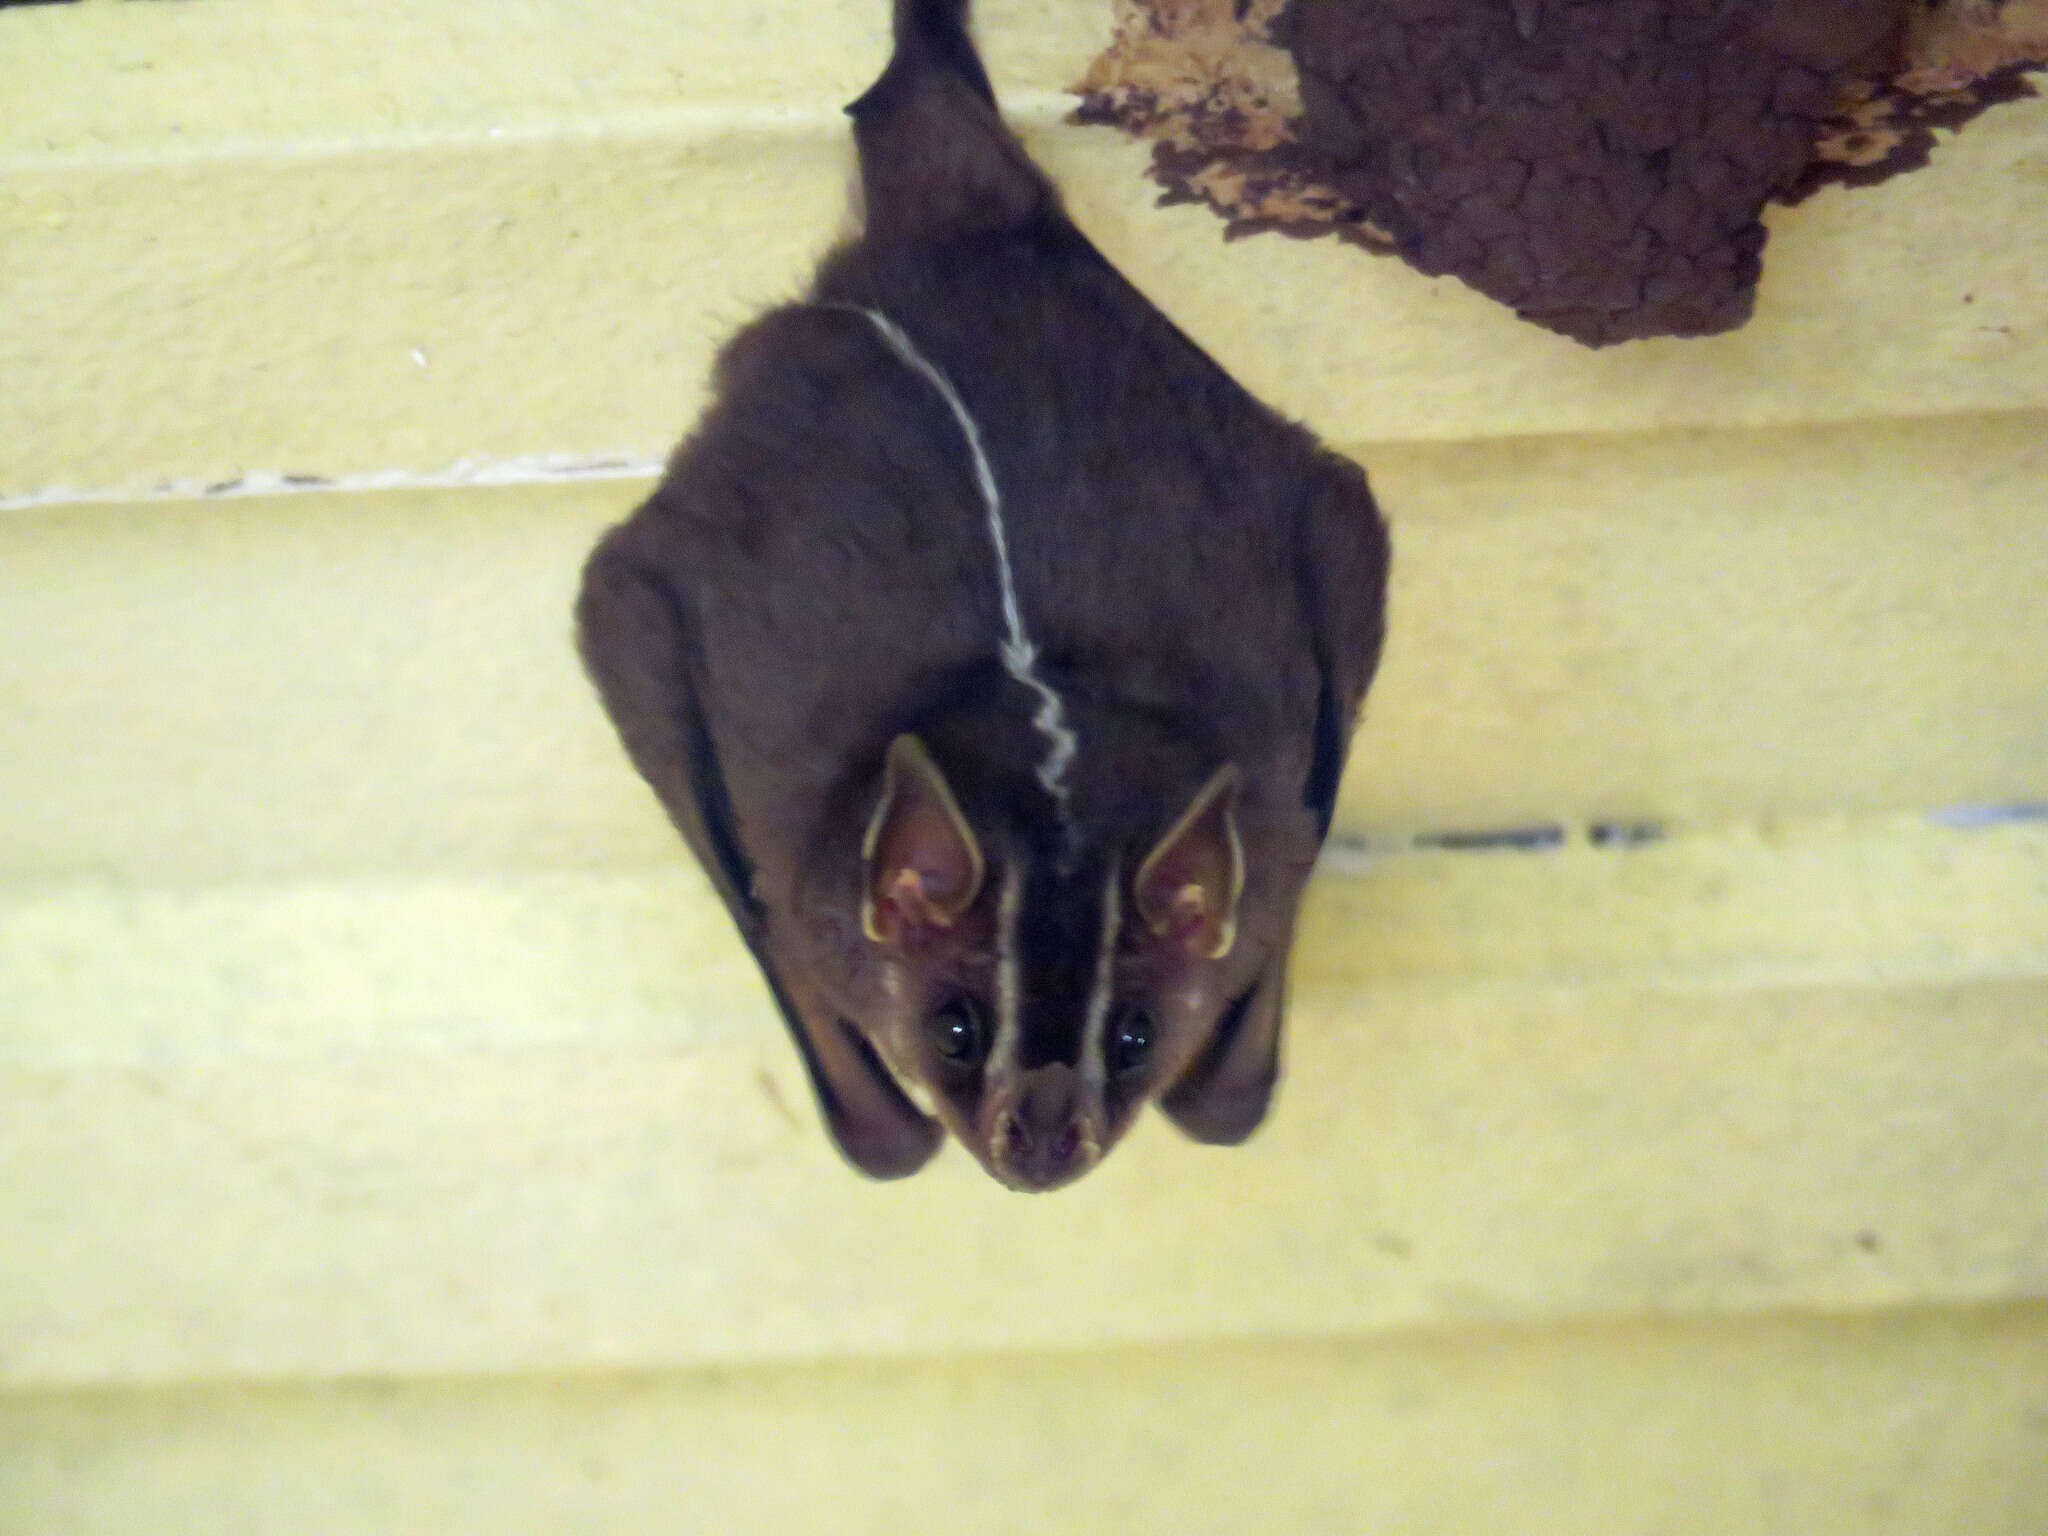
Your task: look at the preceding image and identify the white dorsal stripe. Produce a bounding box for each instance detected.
[846,306,1079,818]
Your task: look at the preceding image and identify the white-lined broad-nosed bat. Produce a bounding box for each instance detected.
[577,0,1389,1190]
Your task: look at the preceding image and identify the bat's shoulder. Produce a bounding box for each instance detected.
[617,301,989,579]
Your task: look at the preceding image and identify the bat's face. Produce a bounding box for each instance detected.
[848,735,1257,1191]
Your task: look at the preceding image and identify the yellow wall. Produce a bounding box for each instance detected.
[2,1,2044,1529]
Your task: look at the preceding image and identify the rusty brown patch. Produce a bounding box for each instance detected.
[1074,0,2046,346]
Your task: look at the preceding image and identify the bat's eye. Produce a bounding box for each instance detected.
[930,995,990,1068]
[1109,1004,1156,1077]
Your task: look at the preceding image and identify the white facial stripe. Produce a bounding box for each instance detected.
[839,305,1079,830]
[879,1044,938,1119]
[990,857,1025,1083]
[1079,858,1124,1092]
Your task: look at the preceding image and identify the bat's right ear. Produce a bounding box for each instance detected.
[1135,764,1245,962]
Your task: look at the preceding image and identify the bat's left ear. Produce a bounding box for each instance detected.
[862,734,985,947]
[1159,970,1285,1146]
[1135,764,1244,960]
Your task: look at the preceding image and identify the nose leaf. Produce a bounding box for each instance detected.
[1017,1062,1078,1135]
[1000,1063,1087,1187]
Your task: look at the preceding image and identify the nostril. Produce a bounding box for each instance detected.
[1051,1122,1080,1167]
[1000,1115,1087,1185]
[1016,1064,1080,1137]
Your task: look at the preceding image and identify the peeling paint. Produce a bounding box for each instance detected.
[0,453,663,513]
[1075,0,2048,345]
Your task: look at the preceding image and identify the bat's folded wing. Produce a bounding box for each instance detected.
[1296,455,1391,839]
[577,531,944,1179]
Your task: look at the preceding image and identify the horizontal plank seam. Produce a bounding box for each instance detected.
[5,1293,2041,1403]
[1316,804,2048,865]
[4,807,2043,894]
[6,406,2043,515]
[0,453,663,515]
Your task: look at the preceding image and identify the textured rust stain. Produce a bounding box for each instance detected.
[1075,0,2048,346]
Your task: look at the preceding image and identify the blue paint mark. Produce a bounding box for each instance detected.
[1415,824,1566,852]
[1929,802,2048,829]
[1589,821,1666,848]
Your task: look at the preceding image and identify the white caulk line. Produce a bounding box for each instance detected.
[0,453,664,514]
[849,306,1078,816]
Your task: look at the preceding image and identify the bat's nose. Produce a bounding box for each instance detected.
[1000,1063,1089,1189]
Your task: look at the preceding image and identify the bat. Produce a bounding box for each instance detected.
[577,0,1389,1190]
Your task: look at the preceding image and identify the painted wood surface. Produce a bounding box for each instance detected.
[3,0,2044,1527]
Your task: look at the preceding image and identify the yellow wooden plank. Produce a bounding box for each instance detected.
[1343,409,2048,831]
[7,819,2045,1069]
[5,817,2043,1384]
[3,100,2044,495]
[4,1307,2044,1534]
[0,0,1106,155]
[3,414,2042,887]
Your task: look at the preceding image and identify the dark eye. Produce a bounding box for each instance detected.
[1109,1004,1156,1077]
[929,995,989,1068]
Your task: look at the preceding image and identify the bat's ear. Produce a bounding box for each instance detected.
[862,734,985,947]
[802,732,975,1176]
[1135,764,1245,961]
[1159,971,1285,1147]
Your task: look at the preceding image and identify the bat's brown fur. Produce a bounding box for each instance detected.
[577,0,1388,1188]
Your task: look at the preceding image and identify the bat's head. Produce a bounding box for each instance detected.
[840,731,1281,1191]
